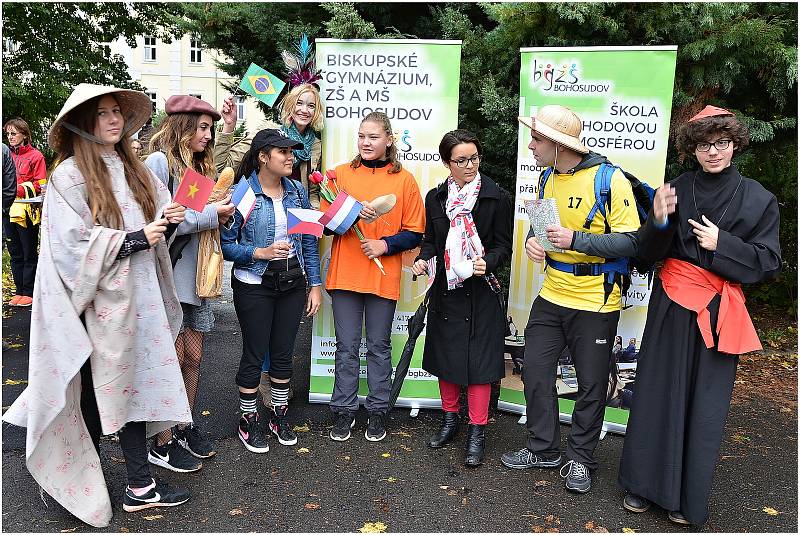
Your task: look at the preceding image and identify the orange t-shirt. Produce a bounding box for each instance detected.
[323,162,425,300]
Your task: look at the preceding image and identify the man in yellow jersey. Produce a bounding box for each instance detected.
[501,105,640,494]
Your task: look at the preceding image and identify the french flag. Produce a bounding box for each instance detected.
[319,191,363,235]
[287,208,324,237]
[231,178,257,223]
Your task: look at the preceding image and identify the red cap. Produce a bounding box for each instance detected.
[688,105,734,122]
[165,95,221,121]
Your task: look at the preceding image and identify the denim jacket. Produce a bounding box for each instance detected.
[221,172,322,286]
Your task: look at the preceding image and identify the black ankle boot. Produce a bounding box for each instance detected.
[464,423,485,466]
[427,411,459,448]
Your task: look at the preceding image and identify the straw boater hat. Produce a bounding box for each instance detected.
[518,105,589,155]
[48,83,152,151]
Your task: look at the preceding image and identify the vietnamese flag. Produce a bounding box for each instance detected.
[174,168,215,212]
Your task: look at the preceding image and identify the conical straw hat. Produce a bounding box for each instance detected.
[49,83,152,151]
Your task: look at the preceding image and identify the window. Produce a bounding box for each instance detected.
[236,96,246,122]
[189,36,202,64]
[188,93,202,100]
[146,91,157,113]
[143,36,157,61]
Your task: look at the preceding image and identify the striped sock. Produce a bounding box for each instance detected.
[271,380,289,408]
[239,391,258,414]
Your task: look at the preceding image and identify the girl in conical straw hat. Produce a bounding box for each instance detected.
[2,84,193,526]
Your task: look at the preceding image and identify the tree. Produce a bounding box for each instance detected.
[1,2,184,153]
[188,2,797,307]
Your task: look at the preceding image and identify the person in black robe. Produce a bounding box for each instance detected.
[544,105,781,525]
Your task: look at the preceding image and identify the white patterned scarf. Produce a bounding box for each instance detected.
[444,174,483,290]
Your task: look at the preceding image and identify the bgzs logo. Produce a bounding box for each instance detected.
[532,59,579,90]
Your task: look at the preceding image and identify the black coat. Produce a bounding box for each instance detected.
[417,175,513,385]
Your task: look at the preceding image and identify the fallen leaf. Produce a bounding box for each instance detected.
[763,507,779,516]
[60,529,78,533]
[119,528,130,532]
[381,452,391,458]
[585,522,596,531]
[622,529,637,533]
[399,444,412,452]
[228,508,244,516]
[143,515,162,520]
[461,497,468,505]
[110,456,126,464]
[293,423,310,432]
[297,447,310,454]
[534,480,550,488]
[544,515,561,525]
[546,529,560,533]
[531,526,545,533]
[358,521,388,533]
[201,410,211,416]
[439,485,450,490]
[304,503,320,510]
[199,517,208,523]
[343,455,351,461]
[447,489,458,496]
[3,378,27,385]
[386,476,397,483]
[395,431,412,437]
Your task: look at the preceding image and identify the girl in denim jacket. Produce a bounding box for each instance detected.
[221,129,321,454]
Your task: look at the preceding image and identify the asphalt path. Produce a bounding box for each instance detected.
[1,263,797,532]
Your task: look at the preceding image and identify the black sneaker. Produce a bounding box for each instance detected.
[239,411,269,453]
[148,440,202,473]
[122,477,190,512]
[500,447,562,469]
[561,459,591,493]
[269,405,298,446]
[668,511,690,525]
[365,411,387,442]
[175,424,216,458]
[329,412,355,441]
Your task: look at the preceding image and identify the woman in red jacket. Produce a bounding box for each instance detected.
[3,118,47,306]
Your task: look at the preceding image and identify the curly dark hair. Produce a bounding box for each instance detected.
[675,115,749,162]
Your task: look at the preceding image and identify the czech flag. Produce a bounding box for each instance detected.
[173,168,214,212]
[287,208,324,238]
[231,178,257,223]
[319,191,363,235]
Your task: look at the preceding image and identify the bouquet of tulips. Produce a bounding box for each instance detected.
[309,170,386,275]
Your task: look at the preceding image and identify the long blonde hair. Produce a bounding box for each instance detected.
[148,113,215,181]
[350,112,402,174]
[55,95,157,229]
[278,84,324,132]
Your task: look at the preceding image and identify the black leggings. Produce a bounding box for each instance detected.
[232,263,306,388]
[79,360,152,488]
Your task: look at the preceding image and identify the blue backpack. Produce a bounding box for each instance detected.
[538,162,656,304]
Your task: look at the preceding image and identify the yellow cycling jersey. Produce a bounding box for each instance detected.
[538,165,640,312]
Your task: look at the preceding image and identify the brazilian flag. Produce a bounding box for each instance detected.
[238,63,286,107]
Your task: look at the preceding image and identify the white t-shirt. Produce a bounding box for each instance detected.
[234,195,296,285]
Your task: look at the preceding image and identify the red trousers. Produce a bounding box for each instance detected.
[439,380,490,425]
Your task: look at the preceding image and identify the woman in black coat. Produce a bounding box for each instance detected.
[412,129,513,466]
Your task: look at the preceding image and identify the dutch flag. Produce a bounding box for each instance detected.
[318,191,363,235]
[231,178,257,223]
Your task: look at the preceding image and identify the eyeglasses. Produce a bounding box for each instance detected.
[695,139,732,152]
[452,155,480,168]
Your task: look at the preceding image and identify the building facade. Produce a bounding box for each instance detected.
[110,33,266,136]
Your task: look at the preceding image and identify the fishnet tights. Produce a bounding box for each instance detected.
[155,329,204,446]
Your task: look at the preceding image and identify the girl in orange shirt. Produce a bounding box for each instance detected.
[324,112,425,442]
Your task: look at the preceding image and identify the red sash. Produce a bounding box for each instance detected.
[660,258,761,354]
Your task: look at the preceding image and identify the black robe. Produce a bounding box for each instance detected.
[573,164,781,524]
[417,175,514,386]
